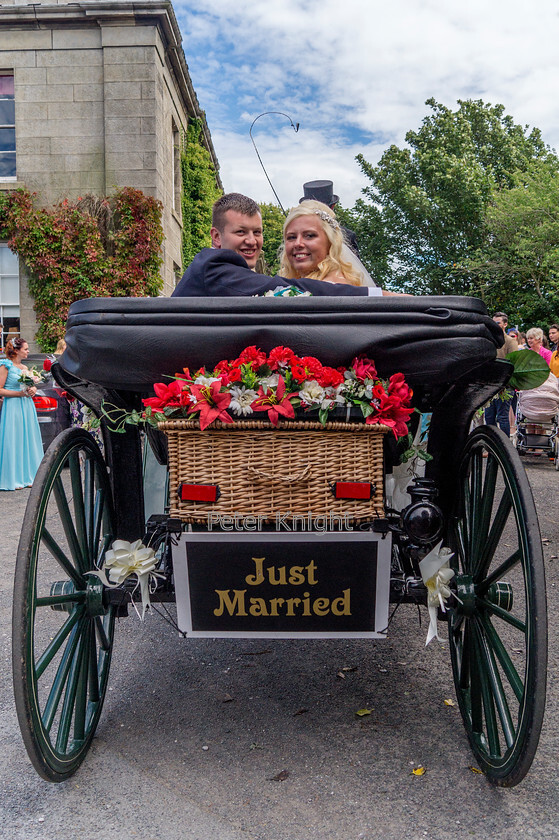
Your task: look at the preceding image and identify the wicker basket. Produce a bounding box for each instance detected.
[159,419,388,524]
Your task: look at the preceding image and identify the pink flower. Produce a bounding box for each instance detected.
[251,376,297,427]
[187,380,233,430]
[366,385,414,437]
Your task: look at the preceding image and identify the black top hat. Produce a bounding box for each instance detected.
[299,180,339,206]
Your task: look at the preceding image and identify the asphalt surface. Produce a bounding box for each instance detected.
[1,453,558,840]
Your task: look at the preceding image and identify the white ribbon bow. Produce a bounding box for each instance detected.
[419,540,456,645]
[89,539,160,620]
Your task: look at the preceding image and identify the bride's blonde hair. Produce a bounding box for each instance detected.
[279,200,363,286]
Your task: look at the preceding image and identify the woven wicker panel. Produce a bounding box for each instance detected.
[159,420,387,524]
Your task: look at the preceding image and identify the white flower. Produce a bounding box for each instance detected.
[320,384,346,410]
[299,379,326,406]
[194,375,221,386]
[259,373,279,390]
[229,386,258,416]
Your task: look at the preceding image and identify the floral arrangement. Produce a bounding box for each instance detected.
[18,364,48,389]
[105,346,414,439]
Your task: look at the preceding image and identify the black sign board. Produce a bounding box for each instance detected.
[173,532,391,638]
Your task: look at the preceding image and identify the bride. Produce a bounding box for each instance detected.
[280,200,380,289]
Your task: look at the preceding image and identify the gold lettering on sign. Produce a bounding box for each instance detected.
[212,589,352,618]
[245,557,318,586]
[214,589,247,616]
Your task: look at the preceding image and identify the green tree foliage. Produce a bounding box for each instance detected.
[466,159,559,327]
[181,117,222,268]
[355,98,555,295]
[0,187,163,350]
[258,202,285,274]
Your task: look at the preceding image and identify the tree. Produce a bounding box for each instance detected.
[354,98,555,294]
[181,118,222,268]
[465,159,559,327]
[258,202,285,274]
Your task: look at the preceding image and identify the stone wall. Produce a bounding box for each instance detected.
[0,1,220,348]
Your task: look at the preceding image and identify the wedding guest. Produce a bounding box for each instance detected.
[526,327,552,365]
[0,337,43,490]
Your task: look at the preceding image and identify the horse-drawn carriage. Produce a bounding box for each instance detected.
[12,295,547,787]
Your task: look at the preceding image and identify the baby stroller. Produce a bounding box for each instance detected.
[515,372,559,468]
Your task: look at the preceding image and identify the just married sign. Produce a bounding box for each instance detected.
[172,531,391,638]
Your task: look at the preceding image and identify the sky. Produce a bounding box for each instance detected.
[173,0,559,210]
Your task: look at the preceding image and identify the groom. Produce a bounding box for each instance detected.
[172,193,384,298]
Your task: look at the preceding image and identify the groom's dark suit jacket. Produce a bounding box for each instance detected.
[172,248,371,297]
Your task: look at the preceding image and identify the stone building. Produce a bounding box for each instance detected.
[0,0,220,350]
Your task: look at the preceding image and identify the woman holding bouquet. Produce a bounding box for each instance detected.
[0,337,43,490]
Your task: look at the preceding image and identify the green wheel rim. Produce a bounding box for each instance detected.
[13,428,116,782]
[448,425,547,787]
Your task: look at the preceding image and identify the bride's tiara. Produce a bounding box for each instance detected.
[311,208,341,231]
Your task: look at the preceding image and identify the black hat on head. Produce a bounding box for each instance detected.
[300,180,339,206]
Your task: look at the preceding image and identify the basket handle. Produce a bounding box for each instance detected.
[246,463,313,484]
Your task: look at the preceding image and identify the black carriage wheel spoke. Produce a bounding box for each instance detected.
[94,615,111,652]
[43,619,84,733]
[476,452,499,558]
[73,629,91,743]
[56,633,85,753]
[53,475,87,575]
[93,488,106,567]
[41,527,84,589]
[69,451,88,570]
[474,490,513,583]
[474,618,515,749]
[478,598,526,634]
[469,448,484,560]
[473,621,501,757]
[478,613,524,702]
[84,458,95,564]
[35,608,83,680]
[477,549,521,596]
[88,624,101,704]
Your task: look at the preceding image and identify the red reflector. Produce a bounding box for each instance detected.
[32,396,58,411]
[332,482,374,500]
[179,483,220,503]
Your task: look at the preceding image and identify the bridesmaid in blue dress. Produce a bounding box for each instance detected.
[0,337,44,490]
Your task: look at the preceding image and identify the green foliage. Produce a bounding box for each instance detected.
[259,202,285,274]
[181,118,222,268]
[0,187,163,351]
[505,349,550,391]
[465,159,559,326]
[354,98,556,295]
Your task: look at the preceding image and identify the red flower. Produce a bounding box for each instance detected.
[251,376,297,427]
[299,356,323,378]
[366,385,414,437]
[174,367,192,381]
[317,366,344,388]
[236,345,267,370]
[43,358,52,372]
[187,381,233,430]
[290,364,310,384]
[388,372,413,404]
[351,356,377,382]
[142,379,183,411]
[267,346,297,370]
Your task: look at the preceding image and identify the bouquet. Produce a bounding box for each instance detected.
[18,365,49,390]
[104,346,414,441]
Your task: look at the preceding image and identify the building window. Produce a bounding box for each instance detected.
[0,244,20,350]
[0,73,16,180]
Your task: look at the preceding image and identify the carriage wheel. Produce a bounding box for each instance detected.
[13,428,116,782]
[448,424,547,787]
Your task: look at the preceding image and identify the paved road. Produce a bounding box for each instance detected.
[1,454,558,840]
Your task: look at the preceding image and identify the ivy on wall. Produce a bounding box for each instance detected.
[181,117,222,268]
[0,187,163,351]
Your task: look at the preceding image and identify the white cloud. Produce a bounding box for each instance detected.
[174,0,559,204]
